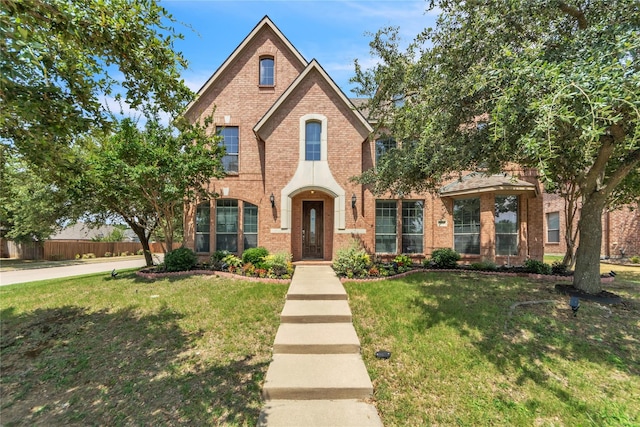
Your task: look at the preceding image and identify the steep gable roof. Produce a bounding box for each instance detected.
[253,59,373,135]
[184,16,308,118]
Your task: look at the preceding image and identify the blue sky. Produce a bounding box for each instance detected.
[162,0,439,96]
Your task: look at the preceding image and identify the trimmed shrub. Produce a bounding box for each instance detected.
[136,249,144,256]
[104,252,113,257]
[164,247,197,272]
[209,250,230,270]
[524,259,552,275]
[429,248,461,269]
[242,247,269,266]
[630,256,640,264]
[332,240,370,277]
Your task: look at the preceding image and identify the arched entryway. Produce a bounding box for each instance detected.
[290,189,335,261]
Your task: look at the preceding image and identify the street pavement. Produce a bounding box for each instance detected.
[0,256,163,286]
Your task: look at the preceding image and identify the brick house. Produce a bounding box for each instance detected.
[543,193,640,258]
[183,16,545,264]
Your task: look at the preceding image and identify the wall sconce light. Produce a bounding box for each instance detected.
[351,193,357,208]
[270,193,275,208]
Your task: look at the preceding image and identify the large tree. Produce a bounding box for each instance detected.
[353,0,640,294]
[83,117,225,261]
[0,0,192,168]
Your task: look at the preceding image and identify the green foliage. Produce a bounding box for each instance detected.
[551,261,570,276]
[209,250,230,271]
[393,254,413,267]
[524,259,552,275]
[263,252,293,278]
[470,261,497,271]
[630,256,640,264]
[353,0,640,293]
[242,247,269,266]
[429,248,461,269]
[332,240,371,277]
[104,252,113,258]
[164,247,197,272]
[91,228,125,242]
[81,253,96,259]
[0,0,194,170]
[222,254,243,268]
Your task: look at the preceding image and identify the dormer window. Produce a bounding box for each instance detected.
[259,56,274,86]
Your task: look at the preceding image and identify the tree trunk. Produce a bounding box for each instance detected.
[124,219,155,267]
[572,193,607,294]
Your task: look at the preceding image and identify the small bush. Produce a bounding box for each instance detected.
[104,252,113,258]
[333,240,370,277]
[630,255,640,264]
[470,261,497,271]
[430,248,461,269]
[524,259,552,275]
[120,251,129,257]
[81,253,96,259]
[263,252,293,277]
[75,254,81,260]
[136,249,144,256]
[242,247,269,265]
[209,250,230,270]
[164,247,198,272]
[222,254,243,268]
[551,261,570,275]
[393,254,413,267]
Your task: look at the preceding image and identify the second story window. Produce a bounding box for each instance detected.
[259,56,274,86]
[305,121,321,161]
[375,137,396,164]
[217,126,239,174]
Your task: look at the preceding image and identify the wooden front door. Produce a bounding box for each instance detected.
[302,201,323,259]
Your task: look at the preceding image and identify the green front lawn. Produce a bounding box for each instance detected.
[0,272,287,426]
[346,271,640,426]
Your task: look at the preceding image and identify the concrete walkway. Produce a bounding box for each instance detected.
[258,265,383,426]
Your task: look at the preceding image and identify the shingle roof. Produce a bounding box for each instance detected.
[439,172,537,197]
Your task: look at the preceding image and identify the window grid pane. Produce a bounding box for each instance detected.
[375,138,396,163]
[195,202,210,253]
[402,201,423,253]
[305,121,321,161]
[453,198,480,254]
[547,212,560,243]
[260,57,274,86]
[217,126,239,174]
[495,196,518,256]
[243,203,258,249]
[375,201,397,253]
[216,199,238,252]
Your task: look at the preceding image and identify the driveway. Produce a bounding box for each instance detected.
[0,255,163,286]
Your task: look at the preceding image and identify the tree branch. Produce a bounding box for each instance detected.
[558,3,588,29]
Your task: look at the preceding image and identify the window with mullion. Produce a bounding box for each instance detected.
[216,199,238,252]
[305,121,321,161]
[495,195,518,255]
[216,126,239,174]
[546,211,560,243]
[195,202,210,253]
[243,202,258,249]
[375,200,397,253]
[375,137,396,164]
[259,57,274,86]
[453,198,480,254]
[402,201,423,253]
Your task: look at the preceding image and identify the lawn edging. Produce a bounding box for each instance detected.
[136,268,291,284]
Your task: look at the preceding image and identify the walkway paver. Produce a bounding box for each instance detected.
[259,265,382,426]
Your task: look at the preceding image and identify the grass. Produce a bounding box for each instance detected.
[345,270,640,426]
[0,272,287,426]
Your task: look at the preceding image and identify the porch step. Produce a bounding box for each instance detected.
[286,267,347,300]
[257,399,383,427]
[262,354,374,400]
[280,300,352,323]
[273,323,360,354]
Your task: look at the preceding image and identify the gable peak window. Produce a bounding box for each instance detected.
[259,56,274,86]
[305,120,321,161]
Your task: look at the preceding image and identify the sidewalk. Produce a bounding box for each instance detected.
[258,265,383,426]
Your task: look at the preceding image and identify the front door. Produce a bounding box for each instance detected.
[302,201,323,259]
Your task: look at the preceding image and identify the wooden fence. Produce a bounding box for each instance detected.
[1,240,182,260]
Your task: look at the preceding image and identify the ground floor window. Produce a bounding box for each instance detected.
[375,200,397,253]
[216,199,238,252]
[195,202,211,253]
[243,202,258,249]
[402,201,424,253]
[453,198,480,254]
[546,211,560,243]
[495,195,518,256]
